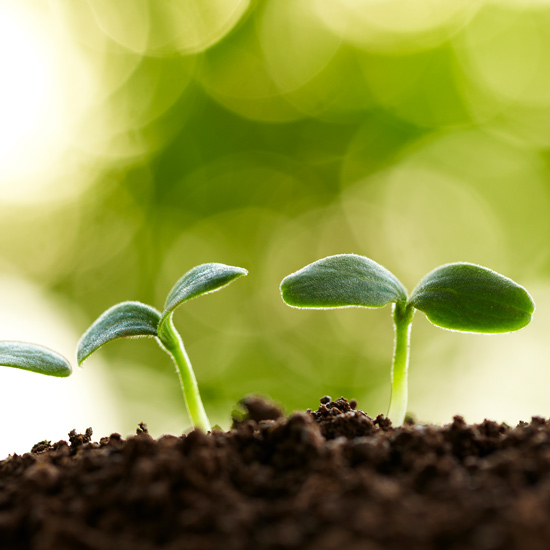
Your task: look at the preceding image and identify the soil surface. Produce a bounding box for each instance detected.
[1,396,550,550]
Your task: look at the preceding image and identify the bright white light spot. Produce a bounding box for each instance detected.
[0,7,57,175]
[0,4,94,203]
[0,13,49,162]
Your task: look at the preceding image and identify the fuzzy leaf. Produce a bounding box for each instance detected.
[409,263,535,333]
[0,342,72,377]
[161,263,248,323]
[280,254,407,309]
[77,301,161,365]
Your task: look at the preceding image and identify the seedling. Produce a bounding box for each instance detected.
[280,254,535,425]
[77,263,248,431]
[0,341,72,377]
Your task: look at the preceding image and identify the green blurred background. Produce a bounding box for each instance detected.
[1,0,550,452]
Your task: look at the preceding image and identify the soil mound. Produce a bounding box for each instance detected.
[1,397,549,549]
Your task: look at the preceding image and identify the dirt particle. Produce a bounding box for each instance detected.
[136,422,149,435]
[374,415,392,430]
[232,395,283,427]
[30,440,52,454]
[68,428,93,451]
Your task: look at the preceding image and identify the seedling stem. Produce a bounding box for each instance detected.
[388,301,414,424]
[158,316,210,432]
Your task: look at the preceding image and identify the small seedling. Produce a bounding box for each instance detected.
[77,263,248,431]
[280,254,535,425]
[0,341,72,377]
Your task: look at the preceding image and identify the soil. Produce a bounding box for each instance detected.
[1,397,550,550]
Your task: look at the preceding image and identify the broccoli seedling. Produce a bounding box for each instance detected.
[0,341,72,377]
[280,254,535,425]
[77,263,248,431]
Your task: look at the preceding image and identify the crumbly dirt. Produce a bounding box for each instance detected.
[2,396,550,550]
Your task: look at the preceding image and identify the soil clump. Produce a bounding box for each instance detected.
[1,396,550,550]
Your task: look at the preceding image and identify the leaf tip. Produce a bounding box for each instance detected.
[162,262,248,317]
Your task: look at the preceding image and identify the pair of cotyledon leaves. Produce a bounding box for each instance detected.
[0,264,248,380]
[280,254,534,333]
[77,263,248,364]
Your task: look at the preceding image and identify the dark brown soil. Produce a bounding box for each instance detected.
[1,396,550,550]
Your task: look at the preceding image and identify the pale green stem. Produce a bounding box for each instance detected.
[387,301,414,426]
[157,315,210,432]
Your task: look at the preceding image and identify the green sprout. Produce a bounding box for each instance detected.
[77,263,248,431]
[280,254,535,425]
[0,341,72,377]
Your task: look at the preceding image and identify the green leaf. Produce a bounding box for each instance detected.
[280,254,407,309]
[409,263,535,333]
[161,263,248,324]
[0,342,72,377]
[77,301,161,365]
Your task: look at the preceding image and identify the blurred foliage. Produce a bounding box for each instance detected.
[0,0,550,433]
